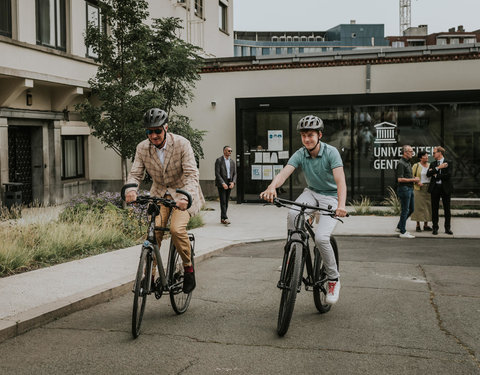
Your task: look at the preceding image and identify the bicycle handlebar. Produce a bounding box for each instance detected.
[120,183,192,209]
[271,197,349,218]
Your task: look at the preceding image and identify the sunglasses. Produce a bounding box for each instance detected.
[226,150,232,153]
[146,128,164,135]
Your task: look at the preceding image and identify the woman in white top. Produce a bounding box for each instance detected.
[411,150,432,231]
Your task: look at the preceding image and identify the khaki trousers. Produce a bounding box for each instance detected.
[154,204,191,266]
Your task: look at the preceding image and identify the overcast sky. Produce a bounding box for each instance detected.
[233,0,480,36]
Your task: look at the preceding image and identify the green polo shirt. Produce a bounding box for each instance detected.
[287,142,343,197]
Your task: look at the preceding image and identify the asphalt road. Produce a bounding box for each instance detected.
[0,237,479,375]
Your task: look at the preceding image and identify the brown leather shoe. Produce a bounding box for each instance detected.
[221,219,231,225]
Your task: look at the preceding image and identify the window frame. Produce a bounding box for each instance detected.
[61,135,85,180]
[218,1,227,33]
[0,0,12,37]
[194,0,203,18]
[85,1,102,58]
[35,0,67,51]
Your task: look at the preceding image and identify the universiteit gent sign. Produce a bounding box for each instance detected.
[372,122,435,170]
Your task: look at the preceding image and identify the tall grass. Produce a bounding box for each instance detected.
[0,192,205,277]
[382,186,401,215]
[349,196,372,215]
[0,207,140,276]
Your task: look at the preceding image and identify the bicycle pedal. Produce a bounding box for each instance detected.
[277,281,286,289]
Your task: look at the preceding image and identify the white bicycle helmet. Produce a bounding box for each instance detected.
[296,115,324,132]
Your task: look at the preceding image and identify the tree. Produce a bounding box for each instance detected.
[78,1,205,180]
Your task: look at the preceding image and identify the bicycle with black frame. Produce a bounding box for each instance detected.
[121,183,195,339]
[271,197,346,337]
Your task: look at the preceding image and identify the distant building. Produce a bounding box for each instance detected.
[387,25,480,48]
[234,21,389,57]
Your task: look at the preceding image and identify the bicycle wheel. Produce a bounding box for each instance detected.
[313,236,339,313]
[277,242,302,337]
[132,249,152,338]
[168,240,193,314]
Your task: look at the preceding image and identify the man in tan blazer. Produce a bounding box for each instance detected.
[125,108,205,293]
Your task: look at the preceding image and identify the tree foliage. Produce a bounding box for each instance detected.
[77,0,205,179]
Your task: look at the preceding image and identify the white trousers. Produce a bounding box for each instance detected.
[287,188,340,280]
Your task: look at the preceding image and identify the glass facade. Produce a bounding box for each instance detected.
[236,91,480,202]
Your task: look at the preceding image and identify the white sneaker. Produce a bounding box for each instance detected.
[325,280,341,305]
[399,231,415,239]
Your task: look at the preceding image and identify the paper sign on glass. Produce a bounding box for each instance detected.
[278,151,289,159]
[262,165,273,180]
[273,165,283,177]
[254,152,263,163]
[262,152,271,163]
[252,165,262,180]
[268,130,283,151]
[270,152,278,163]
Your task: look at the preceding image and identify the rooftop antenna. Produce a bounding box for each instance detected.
[399,0,411,35]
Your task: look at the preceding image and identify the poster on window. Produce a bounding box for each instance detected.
[251,165,262,180]
[273,165,283,178]
[268,130,283,151]
[262,165,273,180]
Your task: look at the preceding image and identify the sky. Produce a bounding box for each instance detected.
[233,0,480,37]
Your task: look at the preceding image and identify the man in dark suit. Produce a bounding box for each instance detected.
[215,146,236,224]
[426,146,453,235]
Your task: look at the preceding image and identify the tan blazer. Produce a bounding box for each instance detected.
[126,133,205,216]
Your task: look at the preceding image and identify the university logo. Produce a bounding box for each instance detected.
[374,122,397,144]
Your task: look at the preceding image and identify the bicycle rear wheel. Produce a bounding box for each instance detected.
[277,242,302,337]
[313,236,339,313]
[168,238,194,314]
[132,249,152,338]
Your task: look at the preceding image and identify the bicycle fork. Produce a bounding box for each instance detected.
[277,237,305,293]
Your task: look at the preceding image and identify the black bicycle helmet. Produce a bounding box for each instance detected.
[143,108,168,128]
[296,115,324,132]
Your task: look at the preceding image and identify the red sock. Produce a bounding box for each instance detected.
[184,266,193,273]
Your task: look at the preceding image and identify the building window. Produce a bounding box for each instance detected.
[0,0,12,37]
[62,136,85,179]
[392,41,405,48]
[36,0,66,50]
[262,47,270,56]
[450,38,459,45]
[86,1,101,58]
[194,0,203,18]
[464,38,476,44]
[436,38,447,45]
[218,1,227,33]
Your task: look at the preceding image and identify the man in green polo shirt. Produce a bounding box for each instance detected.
[260,115,347,305]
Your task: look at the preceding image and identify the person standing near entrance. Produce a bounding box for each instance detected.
[411,150,432,232]
[396,145,419,238]
[427,146,453,235]
[215,146,236,225]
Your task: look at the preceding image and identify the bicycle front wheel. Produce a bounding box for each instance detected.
[277,242,302,337]
[132,249,152,339]
[168,242,193,314]
[313,236,339,313]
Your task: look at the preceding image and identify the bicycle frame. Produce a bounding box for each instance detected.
[278,208,317,293]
